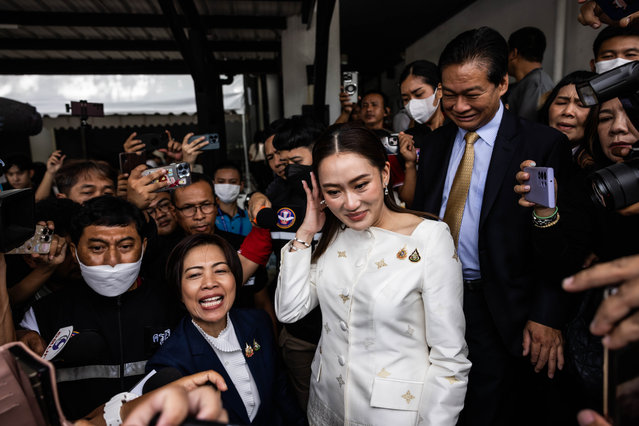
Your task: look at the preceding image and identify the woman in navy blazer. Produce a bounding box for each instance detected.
[145,233,305,426]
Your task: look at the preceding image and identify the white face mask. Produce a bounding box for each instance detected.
[215,183,241,204]
[76,250,144,297]
[405,88,439,124]
[595,57,634,74]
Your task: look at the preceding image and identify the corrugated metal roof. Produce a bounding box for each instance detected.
[0,0,301,74]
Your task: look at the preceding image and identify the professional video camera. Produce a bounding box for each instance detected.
[576,61,639,210]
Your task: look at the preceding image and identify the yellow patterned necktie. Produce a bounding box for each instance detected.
[443,131,480,247]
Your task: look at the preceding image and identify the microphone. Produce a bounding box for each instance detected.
[255,207,277,229]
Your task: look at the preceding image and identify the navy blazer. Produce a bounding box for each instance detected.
[412,108,573,356]
[146,308,305,426]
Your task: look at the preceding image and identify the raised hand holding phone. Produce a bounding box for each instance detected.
[514,160,557,217]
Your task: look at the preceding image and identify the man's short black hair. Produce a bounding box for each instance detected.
[439,26,509,87]
[272,115,325,151]
[262,118,289,142]
[69,196,147,244]
[508,27,546,63]
[55,159,117,196]
[592,25,639,57]
[171,172,216,205]
[212,161,242,181]
[361,90,390,109]
[4,154,33,172]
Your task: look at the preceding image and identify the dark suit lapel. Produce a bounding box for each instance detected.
[187,319,251,424]
[418,123,457,213]
[480,109,519,229]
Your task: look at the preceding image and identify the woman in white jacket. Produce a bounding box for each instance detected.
[275,123,471,426]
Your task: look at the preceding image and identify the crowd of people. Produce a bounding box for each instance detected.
[1,3,639,425]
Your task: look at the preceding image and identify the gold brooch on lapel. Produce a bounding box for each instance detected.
[396,245,407,260]
[253,339,261,352]
[409,249,421,263]
[245,343,254,358]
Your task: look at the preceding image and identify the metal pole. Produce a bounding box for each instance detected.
[553,0,567,83]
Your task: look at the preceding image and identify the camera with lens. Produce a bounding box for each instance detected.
[342,71,358,104]
[576,61,639,210]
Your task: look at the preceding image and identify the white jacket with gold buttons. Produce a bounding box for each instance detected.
[276,219,471,426]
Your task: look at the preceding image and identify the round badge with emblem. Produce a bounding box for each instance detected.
[276,207,296,229]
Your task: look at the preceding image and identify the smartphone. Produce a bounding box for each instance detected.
[342,71,358,104]
[595,0,639,21]
[142,162,191,192]
[119,152,147,175]
[6,224,52,255]
[603,287,639,426]
[523,166,555,209]
[381,133,400,155]
[138,133,169,152]
[187,133,220,151]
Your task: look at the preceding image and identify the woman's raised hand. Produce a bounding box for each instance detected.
[297,171,326,241]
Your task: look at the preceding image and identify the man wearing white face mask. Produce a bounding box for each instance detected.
[17,196,179,420]
[213,162,252,237]
[590,25,639,74]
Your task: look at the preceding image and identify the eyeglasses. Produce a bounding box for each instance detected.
[145,200,173,217]
[176,202,216,217]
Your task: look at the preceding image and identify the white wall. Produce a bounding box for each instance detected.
[405,0,599,83]
[280,1,341,123]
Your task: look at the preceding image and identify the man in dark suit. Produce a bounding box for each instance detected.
[412,27,572,426]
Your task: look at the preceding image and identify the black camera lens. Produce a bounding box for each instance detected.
[345,84,356,94]
[589,161,639,210]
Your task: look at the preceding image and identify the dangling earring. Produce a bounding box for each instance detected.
[384,185,389,196]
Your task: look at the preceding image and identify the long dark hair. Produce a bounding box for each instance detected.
[399,60,440,88]
[310,123,434,262]
[538,70,596,126]
[584,102,618,169]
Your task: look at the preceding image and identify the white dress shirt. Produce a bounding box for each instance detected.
[192,316,261,421]
[276,219,470,426]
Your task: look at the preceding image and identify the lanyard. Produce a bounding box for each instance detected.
[217,208,230,232]
[217,208,245,235]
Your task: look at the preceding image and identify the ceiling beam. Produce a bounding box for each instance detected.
[0,59,279,75]
[0,38,280,52]
[0,11,287,30]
